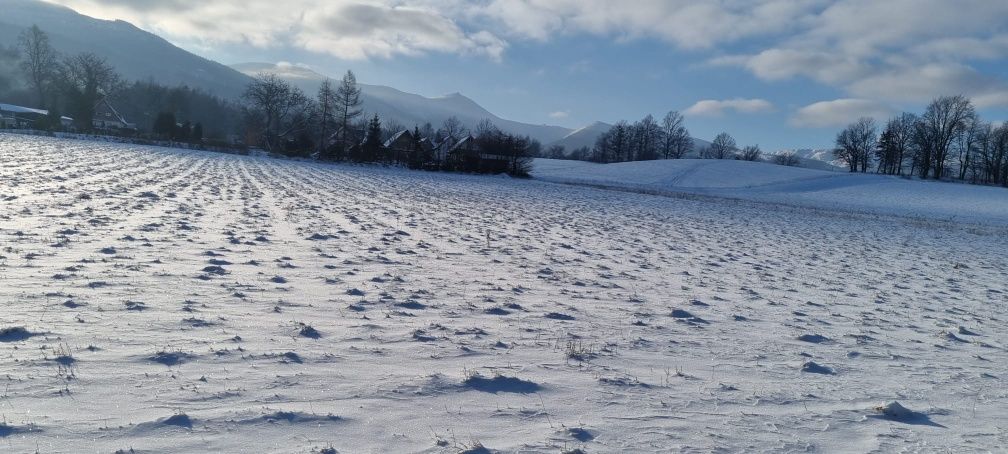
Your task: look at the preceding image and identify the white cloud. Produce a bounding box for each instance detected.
[710,49,869,85]
[42,0,507,61]
[846,63,1008,108]
[548,110,570,119]
[684,98,774,117]
[790,99,895,128]
[471,0,816,49]
[707,1,1008,106]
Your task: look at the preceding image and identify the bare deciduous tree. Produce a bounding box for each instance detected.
[661,110,691,159]
[475,118,497,137]
[440,116,466,139]
[18,25,57,108]
[242,72,311,151]
[955,114,981,180]
[738,144,761,161]
[876,113,916,175]
[917,95,975,179]
[773,151,800,167]
[705,132,736,159]
[631,114,661,161]
[60,52,121,131]
[834,117,877,172]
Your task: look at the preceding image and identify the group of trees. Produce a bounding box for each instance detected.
[240,70,369,159]
[835,95,1008,186]
[240,72,536,175]
[469,120,537,175]
[584,111,694,163]
[551,112,768,165]
[2,25,240,142]
[117,81,240,141]
[7,25,121,131]
[152,111,202,142]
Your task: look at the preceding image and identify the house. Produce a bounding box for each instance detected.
[417,137,436,168]
[445,134,516,173]
[383,129,414,163]
[430,136,453,166]
[447,135,480,171]
[93,98,135,130]
[452,135,511,172]
[0,108,15,129]
[0,103,73,129]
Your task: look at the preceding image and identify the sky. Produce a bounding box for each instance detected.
[39,0,1008,149]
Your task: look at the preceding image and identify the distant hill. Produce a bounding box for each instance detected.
[549,121,613,151]
[232,62,572,144]
[766,149,844,171]
[0,0,252,99]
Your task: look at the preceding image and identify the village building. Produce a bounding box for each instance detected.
[92,98,135,130]
[0,103,74,129]
[383,129,414,163]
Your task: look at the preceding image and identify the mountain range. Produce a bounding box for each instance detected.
[230,62,571,144]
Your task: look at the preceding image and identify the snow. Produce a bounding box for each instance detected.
[532,158,1008,225]
[1,133,1007,453]
[0,103,50,115]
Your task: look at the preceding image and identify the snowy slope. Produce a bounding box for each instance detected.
[1,133,1006,453]
[533,158,1008,225]
[547,121,613,151]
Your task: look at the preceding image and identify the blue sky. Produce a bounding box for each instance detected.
[43,0,1008,149]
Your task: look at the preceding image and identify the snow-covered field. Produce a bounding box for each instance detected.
[1,134,1006,453]
[533,159,1008,226]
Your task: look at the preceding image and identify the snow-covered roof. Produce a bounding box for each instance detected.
[383,129,411,148]
[0,103,74,123]
[0,103,48,115]
[94,98,134,128]
[450,135,476,151]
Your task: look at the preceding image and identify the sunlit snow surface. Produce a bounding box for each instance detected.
[533,158,1008,226]
[1,134,1006,453]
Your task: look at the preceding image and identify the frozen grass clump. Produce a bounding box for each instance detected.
[0,326,37,342]
[297,322,321,339]
[150,349,193,366]
[462,371,541,394]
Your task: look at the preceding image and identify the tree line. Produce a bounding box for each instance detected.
[834,95,1008,186]
[240,72,536,176]
[543,111,792,166]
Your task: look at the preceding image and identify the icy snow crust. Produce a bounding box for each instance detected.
[1,134,1006,453]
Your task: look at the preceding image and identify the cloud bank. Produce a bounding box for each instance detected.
[685,98,775,117]
[42,0,1008,109]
